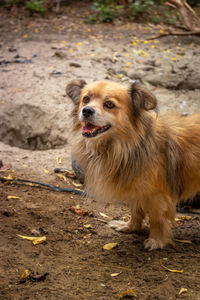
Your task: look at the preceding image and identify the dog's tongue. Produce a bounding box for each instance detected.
[82,123,99,133]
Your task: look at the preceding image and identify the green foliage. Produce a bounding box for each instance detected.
[84,0,123,24]
[130,0,154,17]
[25,0,46,15]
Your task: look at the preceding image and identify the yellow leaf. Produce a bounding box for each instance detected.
[43,169,49,174]
[7,196,20,199]
[72,181,82,187]
[17,235,46,245]
[84,224,92,229]
[185,216,193,220]
[132,42,137,46]
[151,45,155,49]
[143,40,149,44]
[160,260,183,273]
[23,34,28,38]
[136,50,147,57]
[99,212,109,218]
[171,57,177,61]
[160,29,164,33]
[3,174,15,180]
[111,272,121,277]
[87,28,91,32]
[21,269,30,279]
[103,243,118,250]
[126,62,132,66]
[120,289,137,298]
[56,156,62,164]
[175,216,193,221]
[61,40,67,44]
[77,42,82,46]
[174,239,192,244]
[179,288,188,295]
[57,174,67,181]
[34,28,38,33]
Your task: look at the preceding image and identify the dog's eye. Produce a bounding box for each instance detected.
[83,95,90,104]
[104,100,115,109]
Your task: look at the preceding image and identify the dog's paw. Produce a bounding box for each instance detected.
[144,238,165,251]
[108,220,133,233]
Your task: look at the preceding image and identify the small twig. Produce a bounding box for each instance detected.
[96,218,108,224]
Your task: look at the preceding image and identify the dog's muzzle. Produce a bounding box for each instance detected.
[80,106,111,138]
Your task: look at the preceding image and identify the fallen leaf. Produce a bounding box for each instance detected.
[56,156,62,164]
[135,50,147,57]
[56,174,67,181]
[174,239,192,244]
[160,260,183,273]
[69,206,89,216]
[99,212,109,218]
[21,269,30,279]
[120,289,137,298]
[103,243,118,250]
[43,169,49,174]
[17,235,46,245]
[175,216,193,221]
[179,288,188,295]
[111,272,121,277]
[3,174,15,180]
[72,181,83,188]
[84,224,92,229]
[19,272,49,284]
[7,196,20,199]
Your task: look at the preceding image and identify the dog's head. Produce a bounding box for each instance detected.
[66,80,157,139]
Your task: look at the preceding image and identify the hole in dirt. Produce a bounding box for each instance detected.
[0,103,68,150]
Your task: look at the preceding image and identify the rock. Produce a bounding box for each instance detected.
[127,70,146,81]
[0,103,69,150]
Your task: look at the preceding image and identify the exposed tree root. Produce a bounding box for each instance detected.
[148,29,200,40]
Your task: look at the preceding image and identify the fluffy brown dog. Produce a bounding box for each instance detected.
[66,79,200,250]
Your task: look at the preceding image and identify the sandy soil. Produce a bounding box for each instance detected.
[0,3,200,299]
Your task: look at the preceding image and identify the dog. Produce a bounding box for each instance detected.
[66,79,200,250]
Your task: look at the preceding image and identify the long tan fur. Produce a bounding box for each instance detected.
[66,80,200,250]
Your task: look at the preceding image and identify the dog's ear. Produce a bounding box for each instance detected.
[129,83,157,117]
[66,80,87,105]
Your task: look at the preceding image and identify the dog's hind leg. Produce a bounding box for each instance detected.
[109,206,145,233]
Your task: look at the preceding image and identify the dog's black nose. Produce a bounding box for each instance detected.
[82,107,95,118]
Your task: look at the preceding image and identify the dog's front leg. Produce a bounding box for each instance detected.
[144,209,173,251]
[109,206,144,233]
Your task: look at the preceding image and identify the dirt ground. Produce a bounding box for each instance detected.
[0,2,200,299]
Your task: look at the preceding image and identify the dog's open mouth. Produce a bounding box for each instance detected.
[82,122,111,137]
